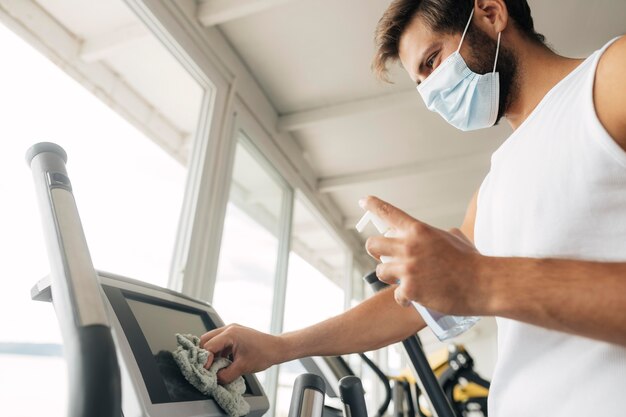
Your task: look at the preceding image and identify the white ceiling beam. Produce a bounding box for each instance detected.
[197,0,296,27]
[80,23,150,63]
[318,152,490,194]
[277,90,419,132]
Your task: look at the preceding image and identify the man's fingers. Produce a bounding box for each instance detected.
[217,361,244,385]
[394,286,412,308]
[365,236,404,260]
[200,327,226,347]
[360,196,419,231]
[204,351,215,369]
[376,262,405,285]
[202,333,233,363]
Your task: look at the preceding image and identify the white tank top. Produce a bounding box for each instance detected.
[475,37,626,417]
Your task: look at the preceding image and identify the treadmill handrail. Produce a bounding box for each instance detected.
[289,373,326,417]
[27,142,121,417]
[338,376,368,417]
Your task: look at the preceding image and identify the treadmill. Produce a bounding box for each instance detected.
[31,271,269,417]
[26,142,319,417]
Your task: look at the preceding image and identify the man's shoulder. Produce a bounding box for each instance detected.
[594,36,626,150]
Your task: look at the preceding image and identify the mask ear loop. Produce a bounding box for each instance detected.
[457,8,475,52]
[493,32,502,73]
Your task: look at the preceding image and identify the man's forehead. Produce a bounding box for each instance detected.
[399,17,439,59]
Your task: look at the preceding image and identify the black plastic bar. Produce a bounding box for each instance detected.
[27,142,121,417]
[363,272,456,417]
[338,376,368,417]
[401,379,416,417]
[288,373,326,417]
[392,380,405,417]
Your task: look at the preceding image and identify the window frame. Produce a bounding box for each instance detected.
[224,104,296,416]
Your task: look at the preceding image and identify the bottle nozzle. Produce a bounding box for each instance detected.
[355,211,389,234]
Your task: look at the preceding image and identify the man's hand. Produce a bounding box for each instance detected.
[200,324,284,384]
[361,195,491,315]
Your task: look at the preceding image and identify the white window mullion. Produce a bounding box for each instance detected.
[125,0,237,301]
[174,81,238,301]
[168,88,216,291]
[266,186,294,417]
[344,253,354,311]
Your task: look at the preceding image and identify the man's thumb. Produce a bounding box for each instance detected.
[217,361,243,385]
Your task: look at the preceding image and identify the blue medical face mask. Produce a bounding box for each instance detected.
[417,9,502,131]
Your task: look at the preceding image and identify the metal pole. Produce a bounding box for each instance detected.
[26,142,121,417]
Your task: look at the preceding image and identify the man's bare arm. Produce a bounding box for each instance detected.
[484,257,626,347]
[200,287,424,384]
[281,286,424,359]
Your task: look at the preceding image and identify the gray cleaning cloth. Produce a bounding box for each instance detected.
[173,333,250,417]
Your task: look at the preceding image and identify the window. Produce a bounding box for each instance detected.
[212,137,290,335]
[0,2,203,414]
[211,135,292,394]
[275,197,349,417]
[351,264,366,307]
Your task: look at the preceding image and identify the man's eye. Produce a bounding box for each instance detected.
[426,52,438,69]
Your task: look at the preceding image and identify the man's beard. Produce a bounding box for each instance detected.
[464,25,518,124]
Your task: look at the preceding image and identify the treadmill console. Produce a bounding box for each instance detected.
[32,271,269,417]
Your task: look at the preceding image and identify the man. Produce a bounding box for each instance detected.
[201,1,626,415]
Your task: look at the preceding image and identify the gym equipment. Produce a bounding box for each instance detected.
[363,272,491,417]
[431,346,489,417]
[338,376,368,417]
[300,354,391,417]
[27,142,274,417]
[32,271,268,417]
[288,374,326,417]
[388,377,418,417]
[27,142,121,417]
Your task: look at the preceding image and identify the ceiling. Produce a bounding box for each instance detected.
[217,0,626,236]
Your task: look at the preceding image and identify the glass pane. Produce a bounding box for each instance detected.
[212,139,286,333]
[352,265,365,307]
[283,252,345,331]
[285,197,347,330]
[0,1,203,414]
[275,197,348,417]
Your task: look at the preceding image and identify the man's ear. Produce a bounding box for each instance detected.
[475,0,509,37]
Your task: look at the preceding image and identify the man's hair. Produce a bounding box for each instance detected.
[373,0,545,82]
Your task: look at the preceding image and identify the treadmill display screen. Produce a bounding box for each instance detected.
[102,285,262,405]
[126,295,219,403]
[127,298,211,354]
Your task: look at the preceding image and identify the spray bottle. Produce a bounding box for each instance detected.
[356,210,479,341]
